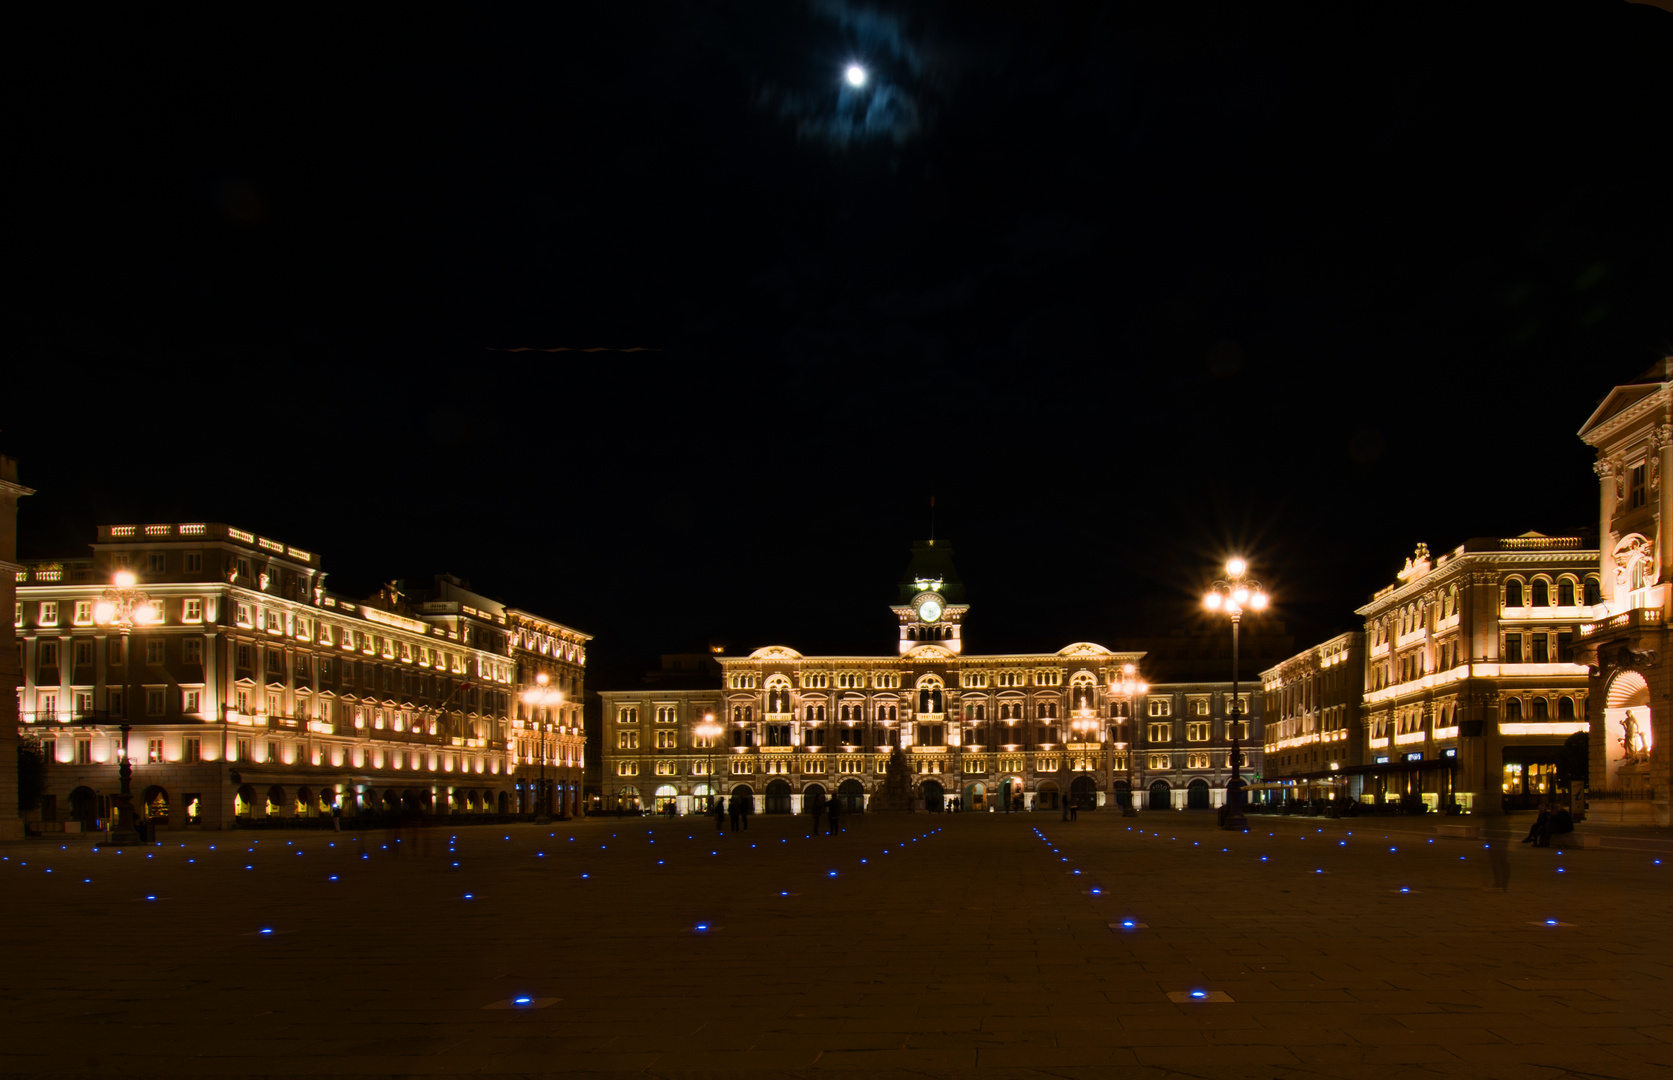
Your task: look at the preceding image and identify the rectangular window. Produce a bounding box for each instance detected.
[183,690,201,714]
[148,552,166,573]
[1147,699,1170,717]
[38,691,59,719]
[145,639,164,664]
[39,601,59,626]
[148,739,164,764]
[183,598,203,622]
[654,730,677,749]
[1531,634,1549,664]
[74,600,93,625]
[267,740,279,763]
[1147,753,1171,770]
[1186,721,1210,742]
[108,690,123,716]
[1147,723,1172,743]
[236,738,252,762]
[236,603,252,627]
[1191,699,1209,716]
[655,760,676,775]
[183,738,201,763]
[75,640,93,665]
[1630,463,1647,509]
[617,731,639,749]
[1504,634,1524,664]
[146,689,165,715]
[656,706,677,723]
[1557,632,1574,664]
[182,638,203,664]
[74,691,93,716]
[37,640,59,667]
[1187,752,1211,769]
[616,761,638,776]
[185,552,202,573]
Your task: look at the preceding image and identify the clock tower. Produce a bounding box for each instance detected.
[891,539,969,654]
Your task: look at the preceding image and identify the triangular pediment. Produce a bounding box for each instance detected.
[1578,380,1665,444]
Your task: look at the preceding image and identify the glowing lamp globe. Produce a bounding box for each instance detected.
[1203,593,1222,611]
[845,64,866,87]
[1250,592,1269,611]
[93,601,116,624]
[113,570,137,589]
[1225,558,1247,578]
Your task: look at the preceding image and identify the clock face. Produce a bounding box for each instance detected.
[917,598,942,623]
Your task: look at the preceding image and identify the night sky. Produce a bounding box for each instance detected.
[12,2,1673,681]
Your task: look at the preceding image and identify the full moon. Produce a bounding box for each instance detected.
[845,64,866,87]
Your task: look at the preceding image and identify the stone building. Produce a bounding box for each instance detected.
[0,455,32,840]
[1354,536,1598,815]
[598,541,1263,814]
[14,522,587,831]
[1257,631,1365,803]
[1577,358,1673,825]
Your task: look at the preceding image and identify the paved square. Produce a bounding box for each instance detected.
[2,813,1668,1079]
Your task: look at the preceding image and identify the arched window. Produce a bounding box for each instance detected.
[1531,696,1549,721]
[1531,579,1550,606]
[1584,576,1602,606]
[1505,697,1523,721]
[1505,580,1524,608]
[1557,697,1575,720]
[1557,577,1575,606]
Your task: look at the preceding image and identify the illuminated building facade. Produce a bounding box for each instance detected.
[13,522,587,831]
[598,542,1263,814]
[1257,632,1364,802]
[1577,358,1673,825]
[1355,537,1598,814]
[0,455,32,840]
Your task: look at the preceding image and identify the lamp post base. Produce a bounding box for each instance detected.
[1220,812,1246,831]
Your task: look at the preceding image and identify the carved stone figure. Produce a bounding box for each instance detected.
[1619,710,1649,763]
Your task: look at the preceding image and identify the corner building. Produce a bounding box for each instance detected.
[14,522,588,830]
[599,542,1263,813]
[1355,537,1597,814]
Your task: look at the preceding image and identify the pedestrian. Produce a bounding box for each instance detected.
[730,797,741,832]
[713,795,726,833]
[331,803,342,833]
[1487,840,1510,891]
[828,795,842,834]
[740,793,750,830]
[1522,804,1550,844]
[1070,797,1079,822]
[811,794,825,835]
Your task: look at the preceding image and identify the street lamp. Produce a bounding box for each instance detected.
[92,569,158,844]
[519,673,562,823]
[1204,557,1269,831]
[1108,662,1148,816]
[694,713,722,814]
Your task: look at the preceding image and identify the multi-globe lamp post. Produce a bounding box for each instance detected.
[1203,558,1268,832]
[92,570,158,844]
[519,673,562,822]
[1108,662,1147,816]
[694,712,722,815]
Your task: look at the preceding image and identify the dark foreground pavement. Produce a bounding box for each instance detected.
[2,811,1668,1079]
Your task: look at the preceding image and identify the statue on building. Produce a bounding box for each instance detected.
[1619,711,1649,763]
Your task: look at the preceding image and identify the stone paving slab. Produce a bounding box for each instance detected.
[1,812,1668,1078]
